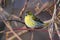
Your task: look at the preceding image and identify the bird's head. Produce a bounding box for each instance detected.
[25,11,33,16]
[25,11,38,20]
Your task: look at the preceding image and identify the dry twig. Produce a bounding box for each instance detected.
[35,2,49,15]
[3,21,22,40]
[19,0,29,17]
[0,30,5,33]
[48,3,57,40]
[54,23,60,39]
[8,30,28,40]
[31,32,33,40]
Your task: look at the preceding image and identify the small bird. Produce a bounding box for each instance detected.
[24,11,48,29]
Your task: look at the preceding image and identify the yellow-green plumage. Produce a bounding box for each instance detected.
[25,15,37,28]
[24,11,44,28]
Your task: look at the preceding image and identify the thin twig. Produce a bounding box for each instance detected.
[57,18,60,24]
[31,32,33,40]
[11,15,21,20]
[0,7,9,16]
[47,0,56,10]
[8,30,28,40]
[19,0,29,17]
[0,19,25,25]
[0,30,5,33]
[39,0,43,5]
[13,22,18,27]
[45,0,56,16]
[54,23,60,39]
[35,2,49,15]
[51,5,56,21]
[48,22,54,40]
[48,2,57,40]
[50,2,60,40]
[3,21,22,40]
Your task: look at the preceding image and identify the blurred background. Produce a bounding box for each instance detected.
[0,0,60,40]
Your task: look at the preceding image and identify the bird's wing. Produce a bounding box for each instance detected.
[32,15,44,24]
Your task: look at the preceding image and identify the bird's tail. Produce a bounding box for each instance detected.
[43,19,51,27]
[43,22,49,26]
[43,19,51,26]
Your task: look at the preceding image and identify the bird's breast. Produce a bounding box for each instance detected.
[25,16,36,28]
